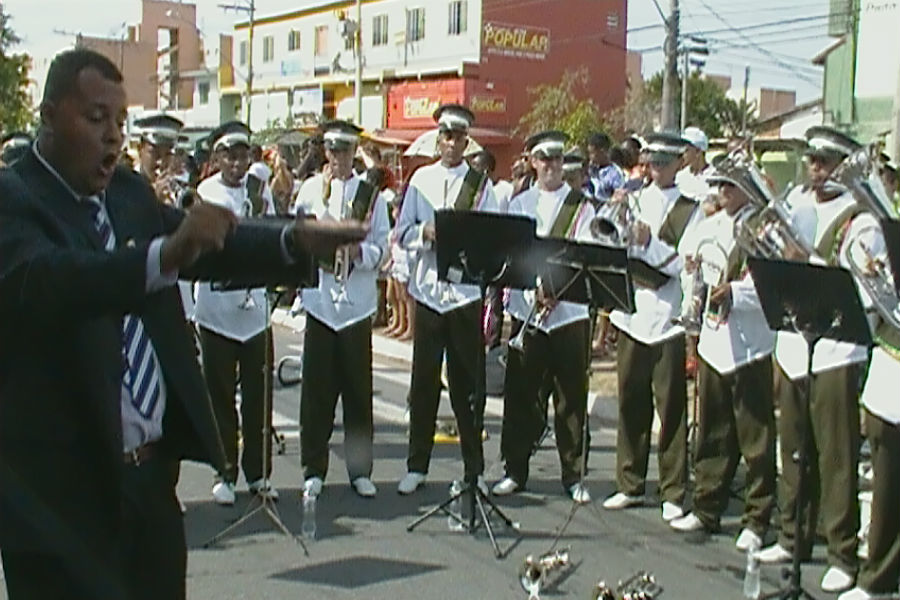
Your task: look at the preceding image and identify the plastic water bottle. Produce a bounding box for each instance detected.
[743,539,761,599]
[447,480,465,531]
[301,491,317,540]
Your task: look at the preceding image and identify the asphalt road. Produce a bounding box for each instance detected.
[0,322,842,599]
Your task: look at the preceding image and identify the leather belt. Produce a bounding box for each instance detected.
[123,441,159,466]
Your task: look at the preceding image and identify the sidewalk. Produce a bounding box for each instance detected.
[272,308,627,427]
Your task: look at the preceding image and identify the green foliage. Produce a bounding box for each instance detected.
[516,67,609,147]
[0,7,35,133]
[643,71,756,138]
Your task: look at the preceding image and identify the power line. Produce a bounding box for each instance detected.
[695,0,822,86]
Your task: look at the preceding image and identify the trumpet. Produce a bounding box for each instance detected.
[518,548,571,599]
[592,571,663,600]
[675,238,729,336]
[509,286,551,353]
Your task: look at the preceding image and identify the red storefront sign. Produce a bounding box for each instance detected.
[387,79,511,129]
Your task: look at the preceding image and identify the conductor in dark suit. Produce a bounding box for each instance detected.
[0,49,366,600]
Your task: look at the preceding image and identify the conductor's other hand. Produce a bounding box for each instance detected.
[161,200,238,272]
[292,217,368,259]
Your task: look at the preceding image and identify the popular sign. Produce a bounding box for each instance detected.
[482,21,550,60]
[403,95,443,120]
[469,94,507,114]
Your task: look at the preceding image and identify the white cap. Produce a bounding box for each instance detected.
[682,127,709,152]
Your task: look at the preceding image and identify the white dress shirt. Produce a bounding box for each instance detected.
[675,164,715,204]
[774,192,875,379]
[296,172,390,331]
[609,183,703,345]
[193,172,275,342]
[684,208,775,374]
[494,179,515,213]
[396,160,499,314]
[506,182,592,333]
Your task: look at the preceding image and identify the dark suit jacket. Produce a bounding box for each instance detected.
[0,149,310,559]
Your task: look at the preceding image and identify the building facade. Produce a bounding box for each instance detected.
[230,0,628,173]
[819,0,900,160]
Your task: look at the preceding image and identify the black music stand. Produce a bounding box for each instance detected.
[203,228,318,553]
[529,238,633,545]
[748,258,871,600]
[880,217,900,296]
[406,210,536,559]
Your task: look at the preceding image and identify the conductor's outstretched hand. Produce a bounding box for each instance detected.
[161,199,239,272]
[291,216,368,259]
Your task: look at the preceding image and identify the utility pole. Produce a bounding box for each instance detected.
[355,0,362,125]
[741,66,751,137]
[220,0,255,124]
[661,0,680,131]
[680,50,689,131]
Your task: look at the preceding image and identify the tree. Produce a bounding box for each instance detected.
[516,67,609,147]
[608,70,757,139]
[0,7,34,133]
[644,71,756,138]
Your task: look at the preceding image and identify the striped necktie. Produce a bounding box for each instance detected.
[84,198,162,419]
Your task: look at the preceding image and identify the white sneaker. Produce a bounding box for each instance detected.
[211,481,236,506]
[248,478,279,500]
[821,566,855,593]
[838,586,873,600]
[352,476,377,498]
[670,513,705,532]
[602,492,645,510]
[661,501,684,522]
[492,476,520,496]
[397,472,426,495]
[303,476,323,497]
[756,543,792,564]
[476,475,489,497]
[735,528,763,552]
[567,482,591,504]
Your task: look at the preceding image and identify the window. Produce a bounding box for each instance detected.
[288,30,301,52]
[407,7,425,42]
[262,35,275,62]
[448,1,467,35]
[372,14,388,46]
[198,81,210,105]
[239,40,248,65]
[314,25,328,57]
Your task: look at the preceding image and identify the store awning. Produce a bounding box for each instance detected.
[375,126,513,146]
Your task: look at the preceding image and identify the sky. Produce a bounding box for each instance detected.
[5,0,831,102]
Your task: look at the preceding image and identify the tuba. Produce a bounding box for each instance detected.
[590,191,637,247]
[832,146,900,330]
[717,147,815,261]
[518,548,571,599]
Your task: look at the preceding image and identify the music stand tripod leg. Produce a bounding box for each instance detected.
[761,336,818,600]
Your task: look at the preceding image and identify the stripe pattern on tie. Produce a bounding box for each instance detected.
[85,199,162,419]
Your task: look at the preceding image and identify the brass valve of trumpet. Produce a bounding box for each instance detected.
[518,548,571,599]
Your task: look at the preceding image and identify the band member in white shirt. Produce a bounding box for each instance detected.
[601,132,701,522]
[394,104,498,495]
[193,121,278,506]
[491,131,596,503]
[133,112,184,204]
[840,232,900,600]
[757,127,875,594]
[667,171,777,552]
[294,121,389,498]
